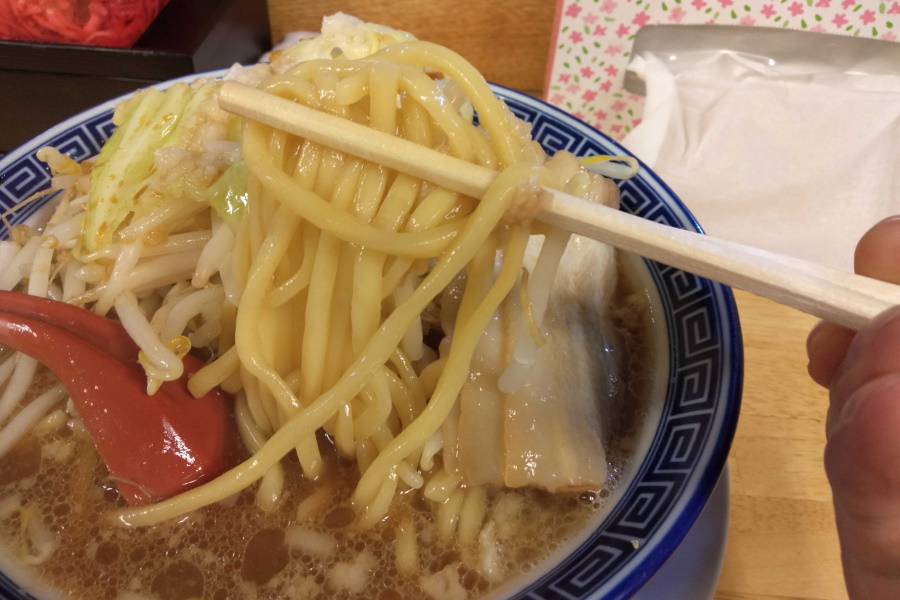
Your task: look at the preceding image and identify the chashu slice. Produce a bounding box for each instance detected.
[451,153,623,492]
[501,233,620,491]
[454,232,621,492]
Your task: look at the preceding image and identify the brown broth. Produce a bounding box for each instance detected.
[0,255,657,600]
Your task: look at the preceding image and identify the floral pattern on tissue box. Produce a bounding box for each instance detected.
[546,0,900,140]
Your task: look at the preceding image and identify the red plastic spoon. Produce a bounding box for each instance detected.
[0,290,238,506]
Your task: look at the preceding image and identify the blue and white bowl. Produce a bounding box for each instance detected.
[0,76,742,600]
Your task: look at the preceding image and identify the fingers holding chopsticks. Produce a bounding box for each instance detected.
[806,215,900,600]
[807,216,900,388]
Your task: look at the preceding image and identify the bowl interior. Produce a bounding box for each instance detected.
[494,86,742,599]
[0,80,742,600]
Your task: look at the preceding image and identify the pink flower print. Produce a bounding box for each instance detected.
[582,90,598,102]
[810,24,826,32]
[841,0,854,8]
[569,30,584,44]
[567,84,581,94]
[559,73,571,84]
[581,66,595,78]
[691,0,707,9]
[632,118,642,128]
[610,124,623,135]
[599,80,613,92]
[605,64,619,77]
[593,25,608,36]
[594,109,608,121]
[565,3,582,18]
[633,11,651,26]
[860,10,876,25]
[584,13,599,24]
[761,4,776,18]
[605,45,622,56]
[550,92,565,105]
[599,0,618,14]
[815,0,830,6]
[890,2,900,14]
[883,31,899,41]
[740,15,756,25]
[572,111,585,120]
[616,24,630,37]
[832,13,848,27]
[669,6,687,22]
[718,0,733,7]
[788,2,803,16]
[611,100,627,112]
[628,94,641,101]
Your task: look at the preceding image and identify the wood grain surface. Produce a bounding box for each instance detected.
[263,4,850,597]
[265,0,556,93]
[714,290,847,600]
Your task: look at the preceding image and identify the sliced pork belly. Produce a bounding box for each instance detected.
[503,233,620,491]
[454,231,622,492]
[441,150,623,493]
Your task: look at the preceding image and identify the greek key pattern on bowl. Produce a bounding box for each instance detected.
[500,89,739,600]
[0,110,114,233]
[0,84,742,600]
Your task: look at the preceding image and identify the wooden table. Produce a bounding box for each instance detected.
[262,5,849,598]
[714,290,846,600]
[265,0,557,94]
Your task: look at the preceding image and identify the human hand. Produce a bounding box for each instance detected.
[807,216,900,599]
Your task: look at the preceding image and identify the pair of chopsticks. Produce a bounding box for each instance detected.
[217,82,900,331]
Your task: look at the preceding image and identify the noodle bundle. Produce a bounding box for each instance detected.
[0,16,633,593]
[110,39,619,530]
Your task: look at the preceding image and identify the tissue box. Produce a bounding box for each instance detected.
[616,25,900,273]
[546,0,900,141]
[0,0,270,152]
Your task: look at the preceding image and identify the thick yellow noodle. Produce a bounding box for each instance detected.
[111,41,569,530]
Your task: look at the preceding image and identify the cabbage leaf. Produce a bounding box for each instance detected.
[83,79,246,252]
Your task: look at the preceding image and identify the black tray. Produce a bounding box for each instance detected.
[0,0,271,152]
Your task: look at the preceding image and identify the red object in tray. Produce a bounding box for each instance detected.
[0,0,170,48]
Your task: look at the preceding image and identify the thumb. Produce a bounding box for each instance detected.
[818,216,900,599]
[826,364,900,598]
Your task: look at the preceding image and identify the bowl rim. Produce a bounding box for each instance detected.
[0,72,743,600]
[490,84,743,599]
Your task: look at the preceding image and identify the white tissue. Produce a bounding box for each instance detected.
[623,42,900,272]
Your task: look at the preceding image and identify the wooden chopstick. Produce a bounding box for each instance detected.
[218,81,900,331]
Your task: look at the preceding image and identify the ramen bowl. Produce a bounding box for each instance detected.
[0,77,742,600]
